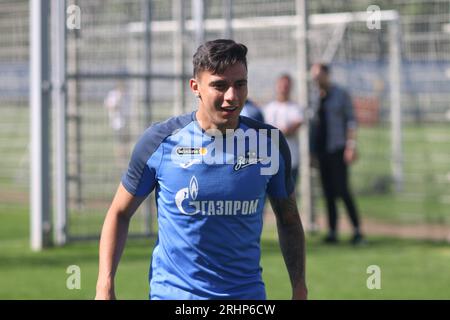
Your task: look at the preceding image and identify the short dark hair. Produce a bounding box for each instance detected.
[315,63,330,74]
[193,39,248,77]
[278,73,292,82]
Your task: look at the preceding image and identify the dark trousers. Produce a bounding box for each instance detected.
[318,148,360,234]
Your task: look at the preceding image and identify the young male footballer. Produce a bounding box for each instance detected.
[95,39,307,300]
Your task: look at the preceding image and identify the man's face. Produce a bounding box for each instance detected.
[276,76,291,100]
[311,64,329,88]
[191,62,248,130]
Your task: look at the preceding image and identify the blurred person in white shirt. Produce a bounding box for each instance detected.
[263,74,303,185]
[104,81,131,169]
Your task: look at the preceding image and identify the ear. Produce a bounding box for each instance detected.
[190,78,200,97]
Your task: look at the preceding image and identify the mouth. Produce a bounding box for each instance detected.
[219,106,239,114]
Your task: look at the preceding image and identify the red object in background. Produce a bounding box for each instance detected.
[353,96,380,126]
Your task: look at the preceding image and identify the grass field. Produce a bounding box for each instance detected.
[1,203,450,300]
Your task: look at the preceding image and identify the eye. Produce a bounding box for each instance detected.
[213,84,227,91]
[236,81,247,88]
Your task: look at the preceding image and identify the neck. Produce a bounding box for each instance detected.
[195,109,239,135]
[277,95,289,103]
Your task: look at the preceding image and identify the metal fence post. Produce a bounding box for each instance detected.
[389,18,403,193]
[143,0,154,236]
[51,0,68,246]
[296,0,315,232]
[173,0,186,115]
[192,0,205,46]
[223,0,233,39]
[30,0,52,250]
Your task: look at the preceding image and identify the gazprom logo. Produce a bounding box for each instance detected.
[175,175,200,216]
[174,175,259,216]
[189,176,198,200]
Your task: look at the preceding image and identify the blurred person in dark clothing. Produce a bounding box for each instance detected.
[241,98,265,123]
[310,63,364,245]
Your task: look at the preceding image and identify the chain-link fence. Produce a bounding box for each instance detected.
[1,0,449,244]
[0,0,29,207]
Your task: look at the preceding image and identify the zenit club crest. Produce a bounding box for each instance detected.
[234,151,264,171]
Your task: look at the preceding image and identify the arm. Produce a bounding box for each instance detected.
[344,129,358,165]
[95,183,146,300]
[282,120,302,137]
[282,107,303,137]
[343,91,358,164]
[269,192,308,300]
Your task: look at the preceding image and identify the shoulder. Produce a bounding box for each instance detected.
[240,116,290,155]
[240,115,275,131]
[142,113,192,141]
[245,99,259,109]
[287,101,302,109]
[264,101,277,109]
[331,84,350,96]
[135,112,193,156]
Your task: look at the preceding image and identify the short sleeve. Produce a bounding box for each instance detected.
[266,130,295,199]
[121,127,162,197]
[120,113,193,197]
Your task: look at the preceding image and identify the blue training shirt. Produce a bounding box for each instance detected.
[122,111,294,300]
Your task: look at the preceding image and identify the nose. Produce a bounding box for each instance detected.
[224,86,238,103]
